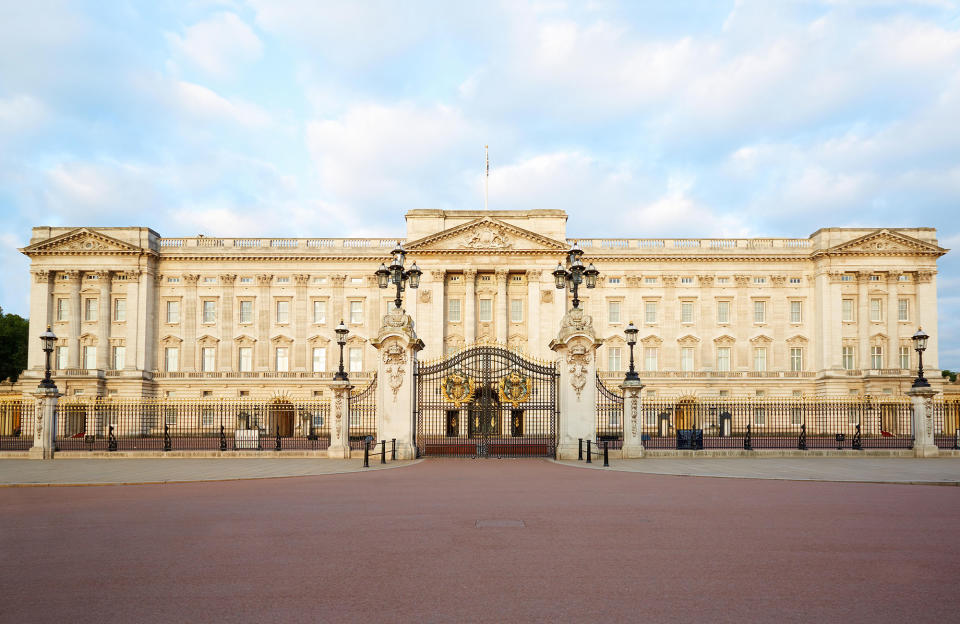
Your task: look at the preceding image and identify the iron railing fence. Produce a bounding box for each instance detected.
[348,375,378,449]
[640,398,914,450]
[0,398,35,450]
[596,374,624,448]
[53,398,331,451]
[933,400,960,449]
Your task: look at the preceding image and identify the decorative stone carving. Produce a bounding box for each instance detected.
[526,270,542,282]
[916,270,935,284]
[256,274,273,286]
[698,275,715,287]
[383,343,407,401]
[376,308,417,343]
[429,270,446,281]
[508,334,527,352]
[541,290,554,303]
[183,274,200,285]
[463,268,477,281]
[662,275,679,287]
[418,289,432,303]
[770,275,787,287]
[219,274,237,284]
[495,268,509,282]
[556,307,596,343]
[32,270,51,283]
[294,274,310,286]
[334,393,343,440]
[330,275,347,287]
[460,226,511,249]
[630,395,639,437]
[566,343,591,400]
[626,275,641,288]
[734,275,751,287]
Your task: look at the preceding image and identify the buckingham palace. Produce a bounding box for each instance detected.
[14,209,947,400]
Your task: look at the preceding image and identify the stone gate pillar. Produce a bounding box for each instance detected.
[326,379,353,459]
[370,308,424,460]
[549,307,602,460]
[29,386,60,460]
[621,378,645,458]
[907,386,939,458]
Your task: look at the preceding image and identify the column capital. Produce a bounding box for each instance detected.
[698,275,715,287]
[429,270,446,281]
[32,269,52,283]
[64,270,81,282]
[219,273,237,285]
[495,268,509,282]
[525,269,542,282]
[463,268,477,281]
[182,273,200,285]
[733,274,750,287]
[330,275,347,287]
[916,270,936,284]
[770,275,787,287]
[662,275,679,288]
[256,274,273,286]
[293,274,310,287]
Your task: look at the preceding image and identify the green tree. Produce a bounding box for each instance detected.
[943,369,958,383]
[0,307,29,383]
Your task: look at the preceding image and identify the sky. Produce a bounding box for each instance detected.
[0,0,958,368]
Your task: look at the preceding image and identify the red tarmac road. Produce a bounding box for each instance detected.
[2,459,959,623]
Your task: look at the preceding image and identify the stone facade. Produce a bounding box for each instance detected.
[16,210,947,399]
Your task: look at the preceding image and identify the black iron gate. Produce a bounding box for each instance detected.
[415,345,558,457]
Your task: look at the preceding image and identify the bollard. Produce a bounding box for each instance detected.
[381,440,386,464]
[586,439,592,464]
[108,425,117,452]
[391,438,396,461]
[603,441,609,467]
[363,439,370,468]
[578,438,583,461]
[835,433,845,450]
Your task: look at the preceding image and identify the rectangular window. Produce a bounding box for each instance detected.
[716,277,729,284]
[448,299,461,323]
[478,299,492,323]
[682,347,695,372]
[56,298,69,321]
[239,300,253,324]
[202,347,215,372]
[165,347,179,372]
[899,346,910,369]
[56,346,67,369]
[608,347,622,371]
[166,300,180,324]
[716,301,730,324]
[644,301,657,324]
[871,345,883,369]
[789,277,802,285]
[510,299,523,323]
[83,346,96,369]
[842,345,856,370]
[644,348,658,372]
[114,298,126,322]
[608,277,620,284]
[753,348,766,372]
[644,277,657,285]
[238,347,252,372]
[754,408,766,426]
[349,347,362,373]
[84,298,98,322]
[350,301,363,324]
[112,346,125,370]
[717,347,731,372]
[202,300,216,323]
[680,301,694,323]
[275,347,289,372]
[790,408,802,426]
[608,301,621,324]
[869,275,880,282]
[275,276,289,284]
[753,277,766,285]
[240,277,253,284]
[276,300,290,324]
[790,348,803,372]
[898,299,909,322]
[753,300,766,323]
[842,299,855,322]
[313,300,327,324]
[870,298,882,322]
[680,277,694,285]
[898,274,909,282]
[841,274,853,282]
[312,347,326,373]
[790,301,802,323]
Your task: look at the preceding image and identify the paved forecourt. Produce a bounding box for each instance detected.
[2,459,959,624]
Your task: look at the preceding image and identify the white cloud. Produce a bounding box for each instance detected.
[172,80,271,127]
[166,12,262,77]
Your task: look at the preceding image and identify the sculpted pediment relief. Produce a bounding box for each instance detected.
[21,228,143,255]
[405,217,568,253]
[818,229,946,257]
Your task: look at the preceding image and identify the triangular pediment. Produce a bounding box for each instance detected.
[405,217,568,253]
[21,228,143,255]
[819,229,947,257]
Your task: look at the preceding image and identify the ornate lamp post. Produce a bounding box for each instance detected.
[333,320,349,381]
[911,327,930,388]
[39,326,57,390]
[552,241,599,308]
[375,242,422,310]
[624,321,639,382]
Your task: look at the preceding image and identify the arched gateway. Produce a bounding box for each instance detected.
[415,344,558,458]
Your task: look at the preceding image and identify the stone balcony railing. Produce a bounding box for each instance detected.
[569,238,813,251]
[152,371,375,381]
[157,238,404,250]
[598,370,818,380]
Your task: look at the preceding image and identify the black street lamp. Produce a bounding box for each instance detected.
[333,320,349,381]
[911,327,930,388]
[39,326,57,390]
[624,321,639,382]
[552,241,599,308]
[376,242,422,310]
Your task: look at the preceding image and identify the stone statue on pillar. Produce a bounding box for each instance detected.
[370,308,424,459]
[549,307,603,459]
[326,379,353,458]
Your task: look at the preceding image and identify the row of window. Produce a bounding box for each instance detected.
[55,298,360,325]
[447,299,525,323]
[841,298,911,322]
[604,346,806,372]
[841,345,911,370]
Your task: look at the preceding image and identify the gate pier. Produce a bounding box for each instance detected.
[370,309,424,460]
[550,308,603,460]
[326,379,353,459]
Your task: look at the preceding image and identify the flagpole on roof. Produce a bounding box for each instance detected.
[484,145,489,211]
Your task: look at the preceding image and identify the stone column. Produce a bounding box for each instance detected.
[96,271,112,370]
[29,386,60,460]
[549,307,602,460]
[67,270,81,368]
[464,269,477,345]
[331,275,347,326]
[857,272,869,370]
[326,379,353,458]
[256,274,272,370]
[733,275,750,370]
[370,309,424,459]
[621,378,645,458]
[907,386,939,457]
[219,274,236,370]
[28,270,53,370]
[916,270,938,370]
[663,275,680,369]
[182,274,200,371]
[496,268,508,345]
[429,270,445,359]
[138,270,155,372]
[526,270,541,358]
[294,274,310,371]
[125,270,140,370]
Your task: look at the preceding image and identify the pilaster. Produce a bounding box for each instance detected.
[67,270,81,368]
[526,270,541,359]
[429,270,445,360]
[256,274,272,370]
[294,274,310,370]
[496,268,508,344]
[219,274,236,371]
[96,271,112,369]
[28,270,52,370]
[464,268,477,345]
[182,274,199,371]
